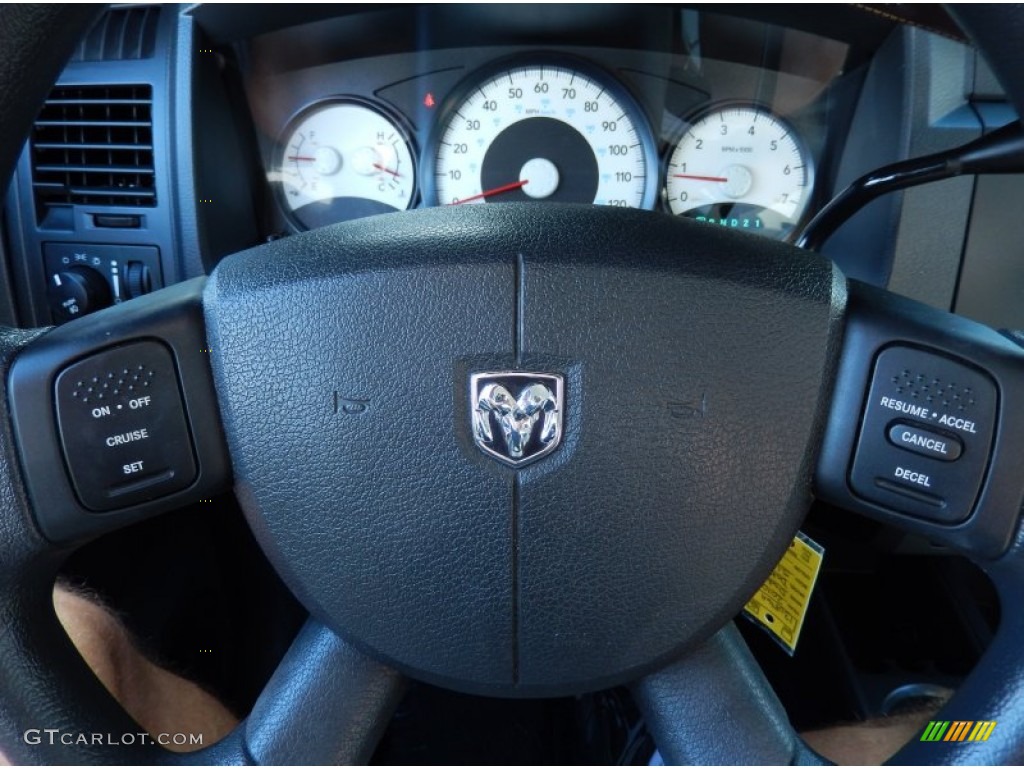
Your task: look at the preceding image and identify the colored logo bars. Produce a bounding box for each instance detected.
[920,720,997,743]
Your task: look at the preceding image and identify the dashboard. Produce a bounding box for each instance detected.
[2,4,1021,334]
[244,9,847,241]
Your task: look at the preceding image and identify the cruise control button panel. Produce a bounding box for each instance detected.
[55,341,197,511]
[849,346,997,523]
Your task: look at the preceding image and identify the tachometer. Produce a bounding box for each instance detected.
[275,101,416,230]
[431,63,655,208]
[664,105,813,240]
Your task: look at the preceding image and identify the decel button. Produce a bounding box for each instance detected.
[887,423,963,462]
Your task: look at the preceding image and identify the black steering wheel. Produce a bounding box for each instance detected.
[2,4,1024,765]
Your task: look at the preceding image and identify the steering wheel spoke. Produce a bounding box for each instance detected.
[814,279,1024,560]
[242,619,407,765]
[630,623,826,766]
[0,600,406,764]
[7,277,231,546]
[0,276,411,764]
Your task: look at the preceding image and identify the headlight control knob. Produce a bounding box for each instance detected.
[49,266,111,321]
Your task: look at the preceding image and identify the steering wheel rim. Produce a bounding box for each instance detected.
[0,4,1023,765]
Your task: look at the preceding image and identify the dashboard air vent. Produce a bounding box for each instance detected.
[30,84,156,217]
[70,7,159,62]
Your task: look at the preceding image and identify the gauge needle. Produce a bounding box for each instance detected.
[451,179,529,205]
[373,163,401,178]
[673,173,729,182]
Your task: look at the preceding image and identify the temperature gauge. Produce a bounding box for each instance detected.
[664,105,813,240]
[276,101,416,229]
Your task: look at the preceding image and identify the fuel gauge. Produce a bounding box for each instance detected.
[276,101,416,229]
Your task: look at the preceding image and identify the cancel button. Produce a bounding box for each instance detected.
[888,423,963,462]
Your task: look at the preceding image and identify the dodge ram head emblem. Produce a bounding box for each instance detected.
[470,372,564,467]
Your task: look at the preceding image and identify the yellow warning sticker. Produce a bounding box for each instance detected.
[743,531,824,655]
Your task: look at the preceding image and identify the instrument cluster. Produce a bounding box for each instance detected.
[249,17,846,242]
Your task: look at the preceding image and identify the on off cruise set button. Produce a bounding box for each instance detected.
[54,341,197,511]
[887,422,963,462]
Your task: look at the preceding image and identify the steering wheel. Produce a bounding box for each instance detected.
[2,4,1024,765]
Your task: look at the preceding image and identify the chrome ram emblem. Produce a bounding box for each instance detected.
[470,372,564,467]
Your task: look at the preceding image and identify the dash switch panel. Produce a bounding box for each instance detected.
[54,341,197,511]
[849,346,997,524]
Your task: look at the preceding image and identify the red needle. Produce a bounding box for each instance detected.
[288,156,315,162]
[450,179,529,205]
[673,173,729,182]
[374,163,401,178]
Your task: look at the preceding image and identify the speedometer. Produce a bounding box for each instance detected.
[430,63,656,208]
